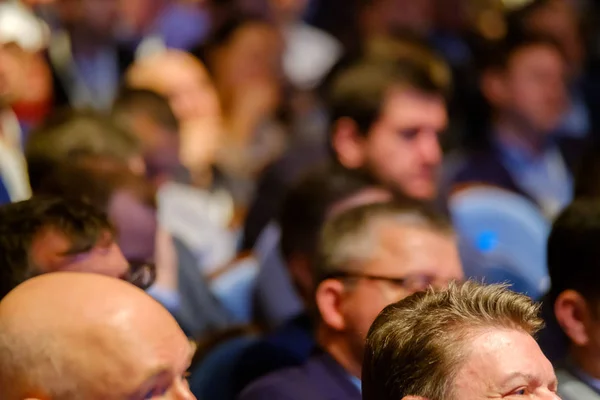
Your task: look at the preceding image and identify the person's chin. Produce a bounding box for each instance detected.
[406,183,436,201]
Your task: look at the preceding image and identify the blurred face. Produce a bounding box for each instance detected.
[362,88,447,200]
[118,0,159,35]
[0,44,28,106]
[215,22,282,92]
[30,228,129,278]
[268,0,310,20]
[497,45,568,134]
[339,224,463,361]
[452,328,559,399]
[126,113,181,185]
[526,0,584,74]
[80,0,119,34]
[369,0,433,34]
[109,190,157,264]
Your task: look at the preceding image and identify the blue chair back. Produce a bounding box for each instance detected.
[450,187,551,299]
[189,335,258,400]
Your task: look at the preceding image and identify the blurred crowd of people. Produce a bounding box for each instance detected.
[3,0,600,398]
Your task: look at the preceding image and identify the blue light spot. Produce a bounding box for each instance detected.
[477,231,498,253]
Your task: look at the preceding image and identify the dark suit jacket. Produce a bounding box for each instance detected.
[232,314,315,395]
[46,43,135,110]
[237,351,361,400]
[452,138,585,207]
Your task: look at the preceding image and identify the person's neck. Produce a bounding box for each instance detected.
[570,346,600,381]
[317,325,362,379]
[494,117,547,156]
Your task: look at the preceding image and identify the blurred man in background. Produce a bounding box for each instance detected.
[0,1,48,204]
[452,32,582,218]
[239,202,463,400]
[46,0,133,110]
[545,199,600,399]
[227,166,392,396]
[0,273,195,399]
[0,197,132,300]
[329,55,450,203]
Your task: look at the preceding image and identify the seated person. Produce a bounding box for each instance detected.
[25,109,144,192]
[231,166,392,394]
[543,199,600,399]
[328,55,450,204]
[112,87,183,189]
[112,86,238,280]
[239,202,463,400]
[0,272,196,399]
[0,197,138,300]
[452,32,584,218]
[35,155,232,336]
[362,281,558,400]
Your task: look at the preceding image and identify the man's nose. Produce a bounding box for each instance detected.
[169,378,196,400]
[419,131,442,166]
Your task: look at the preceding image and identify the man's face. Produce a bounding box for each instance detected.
[0,44,28,106]
[452,328,559,399]
[73,288,196,399]
[498,45,568,134]
[372,0,433,34]
[341,223,463,361]
[80,0,119,34]
[362,88,446,200]
[30,228,129,278]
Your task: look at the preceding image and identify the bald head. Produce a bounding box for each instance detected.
[0,273,195,400]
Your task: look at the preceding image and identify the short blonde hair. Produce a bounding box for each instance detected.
[362,281,543,400]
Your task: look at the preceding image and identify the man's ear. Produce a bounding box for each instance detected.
[315,279,347,331]
[331,117,366,169]
[480,68,507,108]
[555,290,592,346]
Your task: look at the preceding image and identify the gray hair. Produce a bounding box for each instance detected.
[314,201,453,283]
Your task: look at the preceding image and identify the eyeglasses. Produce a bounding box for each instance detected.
[124,260,157,290]
[323,271,458,294]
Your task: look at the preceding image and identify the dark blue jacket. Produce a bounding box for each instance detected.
[233,314,314,394]
[237,351,361,400]
[451,138,584,207]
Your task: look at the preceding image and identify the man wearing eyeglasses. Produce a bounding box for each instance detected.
[0,196,156,300]
[239,201,463,400]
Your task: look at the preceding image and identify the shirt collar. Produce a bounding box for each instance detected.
[494,132,556,165]
[566,359,600,393]
[347,373,362,392]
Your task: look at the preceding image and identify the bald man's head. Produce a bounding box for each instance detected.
[0,273,195,400]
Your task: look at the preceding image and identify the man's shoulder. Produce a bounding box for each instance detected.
[556,368,600,400]
[238,363,314,400]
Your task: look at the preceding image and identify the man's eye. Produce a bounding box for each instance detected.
[509,388,527,396]
[144,387,168,399]
[399,129,419,140]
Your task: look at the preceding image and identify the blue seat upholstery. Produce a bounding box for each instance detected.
[449,186,551,299]
[189,335,259,400]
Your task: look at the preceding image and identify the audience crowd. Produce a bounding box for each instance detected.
[3,0,600,398]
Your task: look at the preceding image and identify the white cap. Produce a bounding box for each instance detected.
[0,1,48,52]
